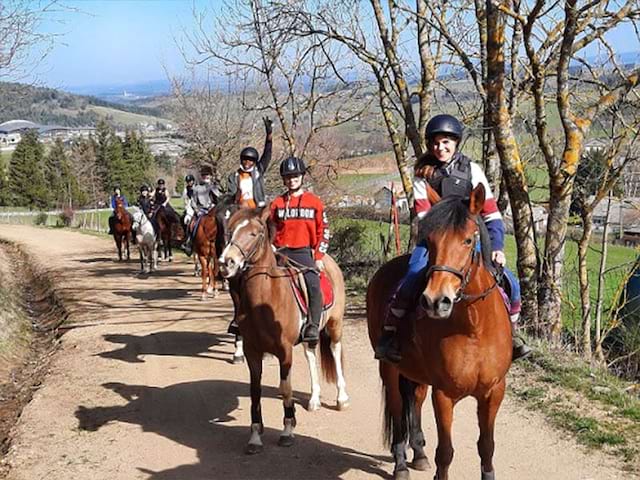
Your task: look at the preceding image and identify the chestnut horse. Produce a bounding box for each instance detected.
[367,184,512,480]
[191,206,223,300]
[154,207,174,262]
[113,198,131,261]
[218,207,349,454]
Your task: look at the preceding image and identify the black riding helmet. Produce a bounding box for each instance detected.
[240,147,259,163]
[200,165,213,176]
[185,174,195,183]
[157,178,165,186]
[425,114,464,142]
[113,185,120,192]
[140,184,149,193]
[279,156,307,177]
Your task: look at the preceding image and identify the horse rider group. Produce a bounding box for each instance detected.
[114,112,531,358]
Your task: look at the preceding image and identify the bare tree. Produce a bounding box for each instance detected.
[170,71,249,180]
[182,0,370,177]
[0,0,65,80]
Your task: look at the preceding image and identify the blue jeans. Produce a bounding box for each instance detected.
[396,242,521,313]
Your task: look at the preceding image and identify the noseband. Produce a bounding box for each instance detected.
[425,225,497,303]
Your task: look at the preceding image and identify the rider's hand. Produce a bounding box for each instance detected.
[315,259,325,272]
[263,116,273,134]
[492,250,506,267]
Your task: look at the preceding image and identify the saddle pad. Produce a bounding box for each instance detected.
[289,270,334,316]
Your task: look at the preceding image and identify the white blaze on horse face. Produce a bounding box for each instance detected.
[220,219,250,276]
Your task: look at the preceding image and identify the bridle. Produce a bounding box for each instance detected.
[227,221,266,272]
[424,220,497,304]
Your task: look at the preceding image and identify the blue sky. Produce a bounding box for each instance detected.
[31,0,640,90]
[36,0,216,89]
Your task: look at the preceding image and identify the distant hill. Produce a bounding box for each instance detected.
[0,82,173,128]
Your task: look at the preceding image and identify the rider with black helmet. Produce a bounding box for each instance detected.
[269,156,329,344]
[227,117,273,208]
[374,114,530,363]
[107,185,129,234]
[151,177,180,225]
[181,174,197,237]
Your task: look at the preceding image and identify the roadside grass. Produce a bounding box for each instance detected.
[510,343,640,470]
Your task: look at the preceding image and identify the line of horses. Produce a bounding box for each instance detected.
[108,185,513,480]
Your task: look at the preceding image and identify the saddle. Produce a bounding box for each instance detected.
[288,268,335,316]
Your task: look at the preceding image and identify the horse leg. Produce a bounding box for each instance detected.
[115,235,122,261]
[381,363,410,480]
[303,343,322,412]
[277,352,296,447]
[167,234,173,262]
[409,384,430,471]
[432,388,456,480]
[152,243,158,271]
[199,254,208,301]
[206,256,216,297]
[329,338,349,410]
[233,334,245,364]
[245,350,264,455]
[477,379,506,480]
[125,235,130,261]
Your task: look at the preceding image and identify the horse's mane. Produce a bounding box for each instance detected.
[228,206,276,241]
[418,196,493,267]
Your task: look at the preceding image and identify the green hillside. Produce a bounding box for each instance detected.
[0,82,172,128]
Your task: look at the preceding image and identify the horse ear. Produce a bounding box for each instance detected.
[260,204,271,223]
[426,183,441,205]
[469,184,486,215]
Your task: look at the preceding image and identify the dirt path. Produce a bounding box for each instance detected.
[0,225,630,480]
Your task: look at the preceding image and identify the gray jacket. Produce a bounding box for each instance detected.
[227,136,272,207]
[191,182,223,211]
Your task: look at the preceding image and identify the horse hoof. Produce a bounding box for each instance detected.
[244,443,263,455]
[394,468,410,480]
[337,399,350,411]
[232,355,245,364]
[168,257,173,262]
[201,294,207,301]
[481,470,496,480]
[411,456,430,471]
[307,399,321,412]
[277,435,294,447]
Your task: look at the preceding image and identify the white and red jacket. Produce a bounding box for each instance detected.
[413,155,505,251]
[270,191,330,260]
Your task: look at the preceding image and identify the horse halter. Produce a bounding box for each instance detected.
[424,222,496,303]
[227,221,265,271]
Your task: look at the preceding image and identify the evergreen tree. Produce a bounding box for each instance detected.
[44,138,65,207]
[94,120,113,194]
[123,130,153,198]
[0,161,8,206]
[7,131,48,209]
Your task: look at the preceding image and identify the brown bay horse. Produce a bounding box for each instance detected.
[218,207,349,454]
[154,206,175,262]
[113,198,131,261]
[191,207,223,300]
[367,184,512,480]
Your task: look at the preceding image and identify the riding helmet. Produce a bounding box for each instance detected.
[185,174,195,183]
[425,114,464,141]
[157,178,165,186]
[240,147,259,163]
[140,184,149,193]
[113,184,120,192]
[200,165,213,176]
[279,156,307,177]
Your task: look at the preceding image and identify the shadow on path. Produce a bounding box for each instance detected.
[98,331,233,363]
[75,380,390,480]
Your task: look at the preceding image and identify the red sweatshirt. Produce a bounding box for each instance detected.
[270,191,329,260]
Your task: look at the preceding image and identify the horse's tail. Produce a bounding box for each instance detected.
[381,373,415,449]
[319,328,338,384]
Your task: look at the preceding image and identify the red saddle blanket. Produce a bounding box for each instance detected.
[289,270,334,315]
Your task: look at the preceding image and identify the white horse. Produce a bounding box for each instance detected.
[131,207,158,273]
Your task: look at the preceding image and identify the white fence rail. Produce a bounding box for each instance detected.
[0,208,113,232]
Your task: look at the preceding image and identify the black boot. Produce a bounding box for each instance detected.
[302,323,319,343]
[182,237,193,256]
[374,296,409,364]
[511,320,532,361]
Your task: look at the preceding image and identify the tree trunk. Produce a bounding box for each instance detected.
[539,177,573,341]
[485,0,539,331]
[594,193,613,365]
[578,208,593,360]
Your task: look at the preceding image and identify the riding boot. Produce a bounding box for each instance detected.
[374,295,410,364]
[227,318,240,335]
[510,314,532,360]
[302,273,322,345]
[182,236,193,256]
